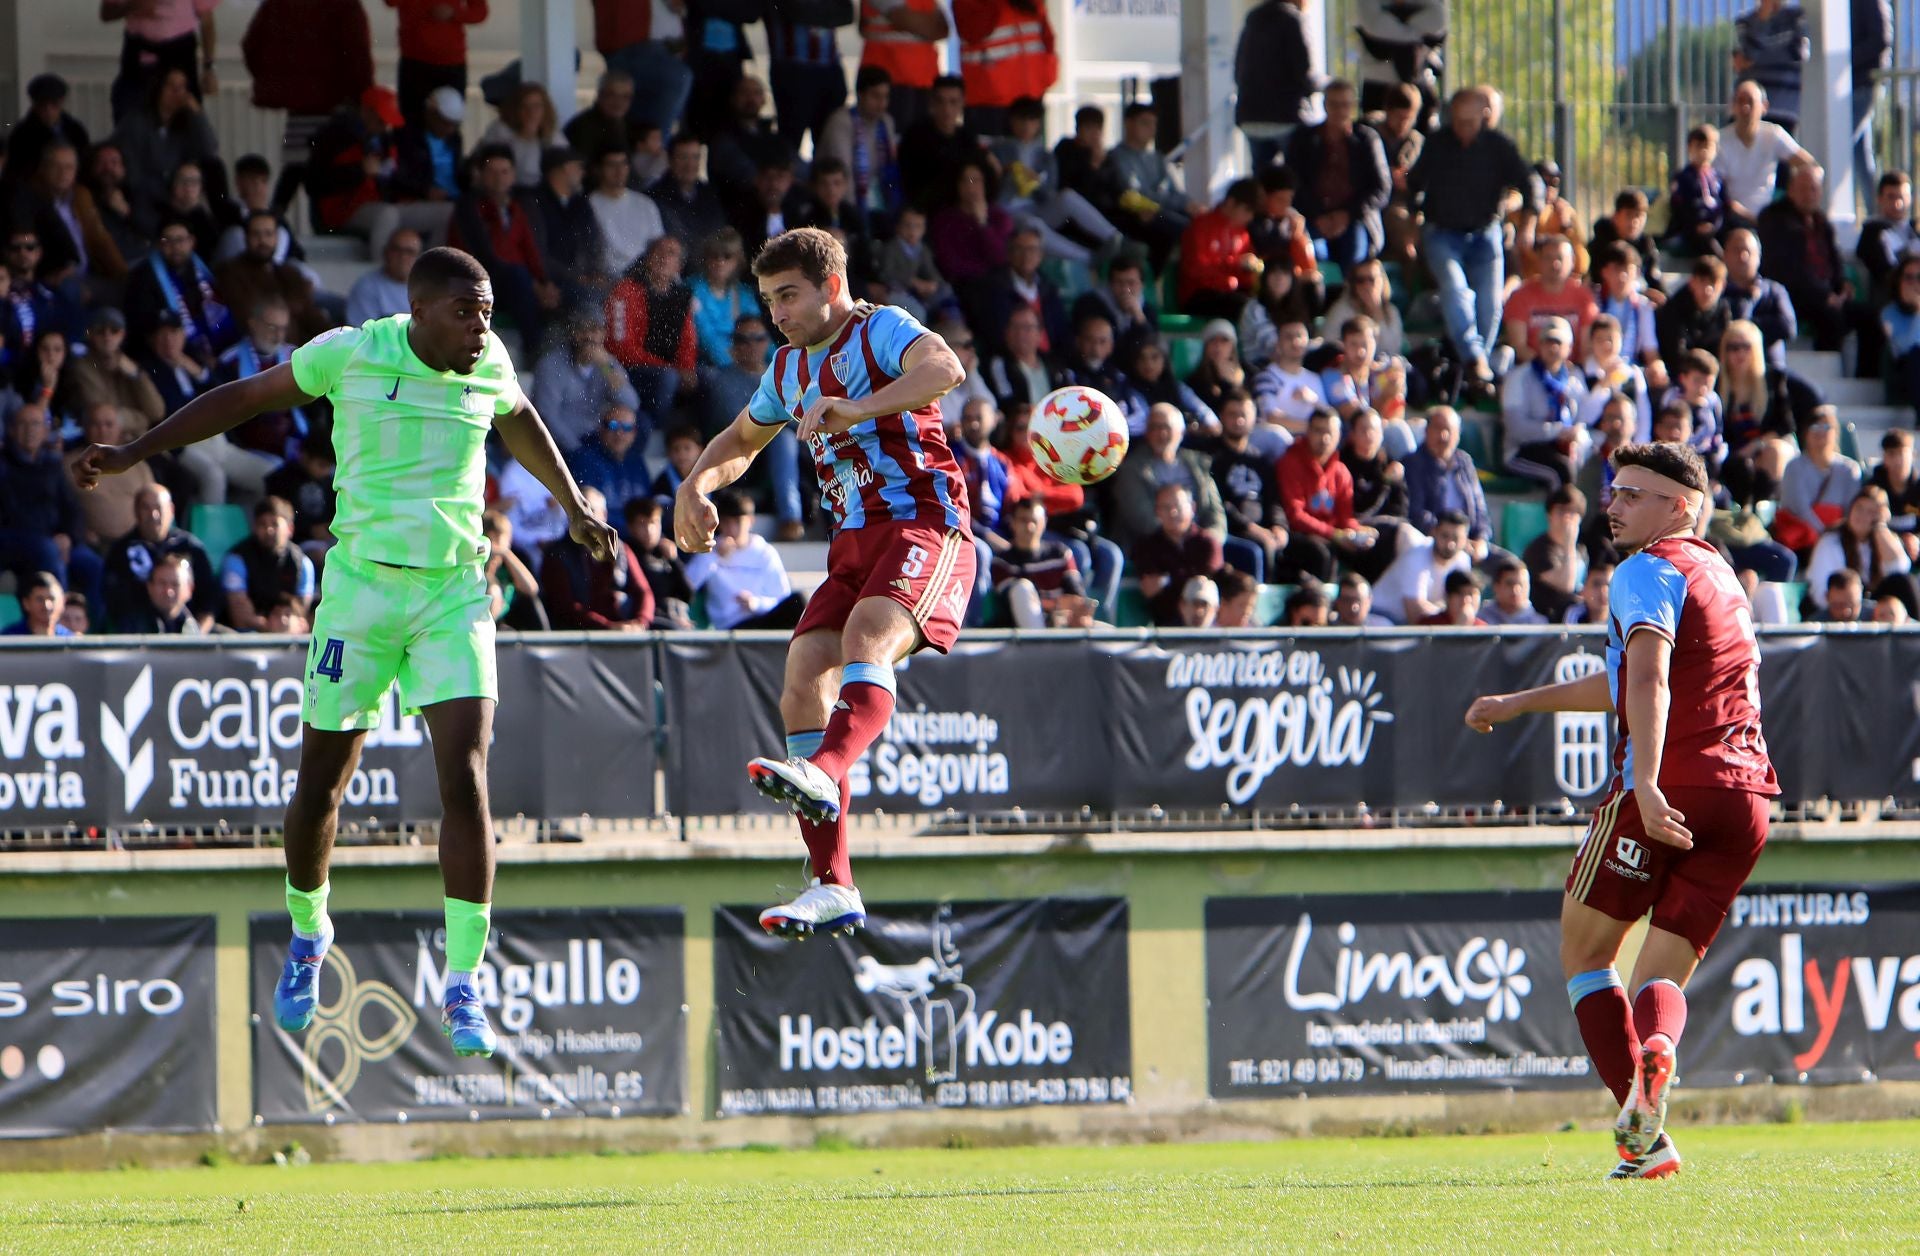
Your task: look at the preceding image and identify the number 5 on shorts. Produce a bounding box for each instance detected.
[900,545,929,578]
[315,637,346,683]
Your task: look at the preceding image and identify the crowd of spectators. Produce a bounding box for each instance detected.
[2,0,1917,639]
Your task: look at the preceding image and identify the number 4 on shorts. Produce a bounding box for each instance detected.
[315,637,346,683]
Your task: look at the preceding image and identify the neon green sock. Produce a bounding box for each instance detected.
[443,897,492,973]
[286,878,331,940]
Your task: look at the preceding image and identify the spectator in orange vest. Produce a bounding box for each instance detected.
[953,0,1058,137]
[859,0,950,131]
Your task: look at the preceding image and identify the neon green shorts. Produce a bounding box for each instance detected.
[303,550,497,732]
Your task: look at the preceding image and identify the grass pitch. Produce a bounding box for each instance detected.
[1,1120,1914,1253]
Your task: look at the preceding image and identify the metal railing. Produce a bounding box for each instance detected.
[1322,0,1750,222]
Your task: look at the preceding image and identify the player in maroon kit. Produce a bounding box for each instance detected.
[1464,442,1778,1180]
[674,227,973,940]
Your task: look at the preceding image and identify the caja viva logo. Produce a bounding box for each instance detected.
[100,667,155,812]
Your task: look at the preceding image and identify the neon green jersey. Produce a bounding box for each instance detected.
[289,316,523,568]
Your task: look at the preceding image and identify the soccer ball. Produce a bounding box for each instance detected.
[1029,386,1130,486]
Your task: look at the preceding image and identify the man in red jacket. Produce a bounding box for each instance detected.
[1177,177,1261,320]
[1276,405,1375,582]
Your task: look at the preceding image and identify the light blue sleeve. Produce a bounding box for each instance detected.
[747,355,791,428]
[294,551,316,601]
[866,304,934,379]
[219,552,247,594]
[1610,553,1687,642]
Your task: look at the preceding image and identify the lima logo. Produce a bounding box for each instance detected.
[99,667,155,811]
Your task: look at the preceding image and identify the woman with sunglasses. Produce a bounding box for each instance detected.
[1716,318,1814,507]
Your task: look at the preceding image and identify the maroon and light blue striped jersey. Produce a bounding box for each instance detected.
[748,305,971,534]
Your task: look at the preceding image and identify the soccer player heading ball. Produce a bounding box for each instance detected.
[74,248,619,1060]
[1464,441,1777,1180]
[675,227,973,940]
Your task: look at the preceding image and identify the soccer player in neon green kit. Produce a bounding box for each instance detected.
[75,248,617,1058]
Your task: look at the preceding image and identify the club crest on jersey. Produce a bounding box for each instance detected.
[830,351,851,383]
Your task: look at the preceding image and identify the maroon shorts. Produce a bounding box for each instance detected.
[1565,784,1771,956]
[793,521,976,654]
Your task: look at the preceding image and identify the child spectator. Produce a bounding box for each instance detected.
[990,497,1085,628]
[873,206,954,325]
[1421,567,1486,626]
[689,229,760,373]
[684,491,806,630]
[622,496,695,630]
[1656,254,1732,369]
[1653,112,1719,253]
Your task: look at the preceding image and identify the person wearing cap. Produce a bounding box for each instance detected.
[313,88,458,258]
[72,307,166,434]
[393,86,470,206]
[388,0,486,130]
[240,0,374,211]
[3,76,92,200]
[1177,574,1221,628]
[1501,314,1592,492]
[524,145,606,305]
[1501,234,1600,367]
[1183,317,1249,419]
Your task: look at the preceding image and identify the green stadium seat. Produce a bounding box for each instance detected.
[1167,334,1204,379]
[689,588,710,630]
[1317,260,1343,288]
[1458,419,1535,494]
[1156,313,1201,334]
[1255,583,1293,626]
[0,595,20,634]
[189,503,251,562]
[1781,581,1807,625]
[1115,584,1153,628]
[1501,500,1550,553]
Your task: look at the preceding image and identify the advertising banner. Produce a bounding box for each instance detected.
[1685,884,1920,1087]
[0,915,217,1137]
[0,640,657,830]
[663,637,1107,815]
[713,898,1131,1117]
[250,908,685,1124]
[1206,892,1593,1097]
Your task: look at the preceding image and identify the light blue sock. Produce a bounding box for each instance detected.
[1566,967,1622,1011]
[840,660,897,697]
[786,730,825,759]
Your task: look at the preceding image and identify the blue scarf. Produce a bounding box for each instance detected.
[1531,358,1575,427]
[151,252,231,347]
[232,338,306,441]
